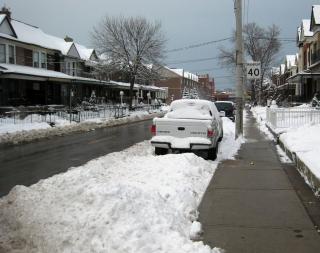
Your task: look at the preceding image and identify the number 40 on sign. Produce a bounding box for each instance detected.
[246,62,261,80]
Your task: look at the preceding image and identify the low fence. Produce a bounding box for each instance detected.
[0,104,162,125]
[0,106,129,125]
[266,107,320,129]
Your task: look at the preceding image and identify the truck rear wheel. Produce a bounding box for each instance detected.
[218,130,223,142]
[207,144,218,161]
[155,147,168,155]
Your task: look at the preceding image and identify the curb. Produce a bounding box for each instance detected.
[265,123,320,195]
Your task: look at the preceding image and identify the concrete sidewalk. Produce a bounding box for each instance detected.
[198,111,320,253]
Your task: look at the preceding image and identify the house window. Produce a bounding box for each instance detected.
[0,44,5,63]
[66,62,71,75]
[72,62,76,76]
[33,51,39,67]
[8,45,15,64]
[40,52,47,69]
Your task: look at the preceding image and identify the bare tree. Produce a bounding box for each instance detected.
[92,16,166,108]
[219,23,281,104]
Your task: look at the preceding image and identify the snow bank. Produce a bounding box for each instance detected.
[0,112,164,145]
[280,123,320,180]
[0,122,51,134]
[251,106,274,140]
[0,118,241,253]
[251,105,320,190]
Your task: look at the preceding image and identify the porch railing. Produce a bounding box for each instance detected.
[266,107,320,129]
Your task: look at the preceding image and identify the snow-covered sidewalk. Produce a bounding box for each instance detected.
[0,118,242,253]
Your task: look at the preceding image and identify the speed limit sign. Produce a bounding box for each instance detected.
[246,62,261,80]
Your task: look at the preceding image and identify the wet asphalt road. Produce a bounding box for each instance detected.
[0,119,153,197]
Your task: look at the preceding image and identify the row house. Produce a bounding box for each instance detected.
[270,54,300,103]
[197,74,215,100]
[0,7,166,107]
[287,5,320,102]
[0,7,107,106]
[155,66,202,103]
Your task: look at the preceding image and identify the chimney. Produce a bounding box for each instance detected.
[0,6,11,20]
[64,36,73,42]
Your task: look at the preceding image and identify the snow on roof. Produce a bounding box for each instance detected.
[75,43,94,61]
[312,5,320,25]
[140,85,166,91]
[0,63,105,84]
[297,26,301,42]
[109,81,140,89]
[285,55,296,68]
[302,19,313,37]
[0,18,96,60]
[272,67,280,75]
[108,81,166,92]
[8,19,73,55]
[169,68,199,82]
[0,63,72,79]
[280,64,286,75]
[0,14,5,24]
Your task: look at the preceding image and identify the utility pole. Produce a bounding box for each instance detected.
[235,0,244,138]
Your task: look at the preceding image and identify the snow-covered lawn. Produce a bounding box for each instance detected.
[251,106,320,186]
[0,118,242,253]
[280,124,320,180]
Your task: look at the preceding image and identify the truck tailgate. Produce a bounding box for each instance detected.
[154,118,211,138]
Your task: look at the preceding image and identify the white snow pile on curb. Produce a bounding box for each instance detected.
[0,118,241,253]
[251,106,274,140]
[0,112,164,145]
[280,123,320,180]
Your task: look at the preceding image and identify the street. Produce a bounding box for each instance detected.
[0,119,152,197]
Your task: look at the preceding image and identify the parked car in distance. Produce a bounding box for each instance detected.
[214,101,235,121]
[150,99,223,160]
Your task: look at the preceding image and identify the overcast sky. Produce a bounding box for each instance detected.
[3,0,320,89]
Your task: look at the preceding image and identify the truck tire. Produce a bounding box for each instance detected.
[155,147,168,155]
[207,143,218,161]
[218,130,223,142]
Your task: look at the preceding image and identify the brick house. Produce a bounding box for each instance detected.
[155,67,216,103]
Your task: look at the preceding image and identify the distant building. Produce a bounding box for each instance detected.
[198,74,215,100]
[155,67,201,103]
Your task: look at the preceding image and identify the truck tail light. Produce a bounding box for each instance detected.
[207,128,214,137]
[151,124,156,135]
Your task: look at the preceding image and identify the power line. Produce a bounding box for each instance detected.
[167,56,220,65]
[165,37,232,53]
[191,66,231,72]
[211,75,234,79]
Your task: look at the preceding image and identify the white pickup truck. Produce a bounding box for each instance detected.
[151,99,223,160]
